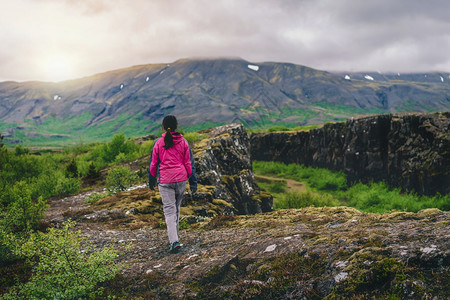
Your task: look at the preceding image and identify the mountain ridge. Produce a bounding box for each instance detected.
[0,58,449,146]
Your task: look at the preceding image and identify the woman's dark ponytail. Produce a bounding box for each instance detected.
[164,127,173,149]
[162,115,178,149]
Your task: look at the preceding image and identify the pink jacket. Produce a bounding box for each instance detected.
[149,132,192,184]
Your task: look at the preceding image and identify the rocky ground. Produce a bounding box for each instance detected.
[45,188,449,299]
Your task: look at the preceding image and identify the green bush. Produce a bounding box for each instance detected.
[114,152,128,163]
[65,159,79,178]
[29,172,59,200]
[74,157,90,177]
[138,139,155,157]
[55,176,82,196]
[0,228,16,264]
[85,162,101,180]
[3,221,121,299]
[14,145,30,156]
[106,165,137,193]
[100,133,139,163]
[0,181,47,234]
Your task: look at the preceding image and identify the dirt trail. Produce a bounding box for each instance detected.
[255,174,306,193]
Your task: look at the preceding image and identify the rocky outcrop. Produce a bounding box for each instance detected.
[192,123,273,214]
[251,112,450,195]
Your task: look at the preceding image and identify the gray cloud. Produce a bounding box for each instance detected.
[0,0,449,82]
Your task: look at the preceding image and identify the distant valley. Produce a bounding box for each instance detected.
[0,58,449,146]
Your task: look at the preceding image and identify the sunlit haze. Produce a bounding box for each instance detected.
[37,54,78,82]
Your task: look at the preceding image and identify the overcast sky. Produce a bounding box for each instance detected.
[1,0,449,82]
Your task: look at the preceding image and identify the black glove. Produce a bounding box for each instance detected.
[148,175,157,190]
[190,184,197,193]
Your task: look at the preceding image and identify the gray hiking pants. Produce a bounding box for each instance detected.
[158,180,187,244]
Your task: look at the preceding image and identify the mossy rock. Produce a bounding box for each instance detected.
[212,199,233,208]
[416,208,442,218]
[180,206,195,216]
[378,211,419,222]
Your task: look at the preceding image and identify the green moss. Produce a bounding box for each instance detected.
[212,199,233,207]
[180,206,195,215]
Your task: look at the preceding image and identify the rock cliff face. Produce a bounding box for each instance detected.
[193,123,273,214]
[251,112,450,195]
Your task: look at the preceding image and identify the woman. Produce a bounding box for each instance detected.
[148,115,197,253]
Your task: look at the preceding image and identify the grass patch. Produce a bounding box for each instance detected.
[253,161,450,213]
[275,191,339,209]
[85,192,109,204]
[253,161,347,192]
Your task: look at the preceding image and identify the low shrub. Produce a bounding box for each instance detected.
[0,181,47,234]
[29,172,59,200]
[3,221,122,299]
[106,165,137,193]
[55,176,82,196]
[138,139,155,157]
[65,159,78,178]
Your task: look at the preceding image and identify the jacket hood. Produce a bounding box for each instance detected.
[161,132,184,145]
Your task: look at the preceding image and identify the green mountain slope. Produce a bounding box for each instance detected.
[0,58,449,146]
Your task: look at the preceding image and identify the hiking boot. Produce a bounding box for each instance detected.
[169,241,181,253]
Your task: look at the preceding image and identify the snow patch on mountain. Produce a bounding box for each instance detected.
[248,64,259,71]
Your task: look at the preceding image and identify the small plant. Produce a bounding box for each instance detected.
[106,165,137,193]
[85,192,109,204]
[65,159,78,178]
[178,218,191,230]
[85,162,101,180]
[3,221,122,299]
